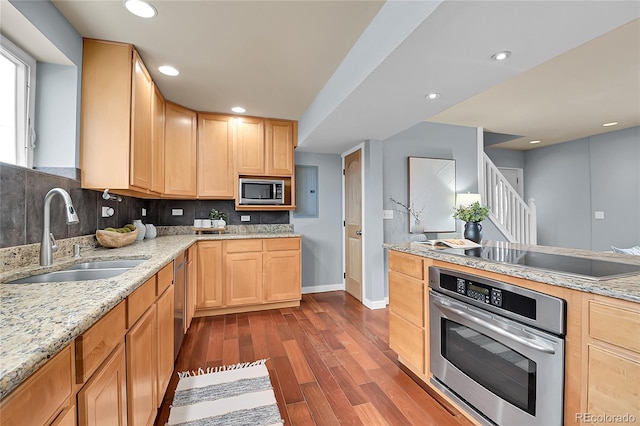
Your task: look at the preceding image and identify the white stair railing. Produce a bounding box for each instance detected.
[481,154,537,244]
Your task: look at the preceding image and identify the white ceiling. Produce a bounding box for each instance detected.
[48,0,640,153]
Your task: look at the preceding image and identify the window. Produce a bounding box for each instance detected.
[0,35,36,167]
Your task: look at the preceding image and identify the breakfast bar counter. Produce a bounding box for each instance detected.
[384,240,640,303]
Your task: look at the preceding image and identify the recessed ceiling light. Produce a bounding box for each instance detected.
[425,93,440,100]
[124,0,157,18]
[491,51,511,61]
[231,106,246,113]
[529,140,541,144]
[158,65,179,76]
[602,121,618,127]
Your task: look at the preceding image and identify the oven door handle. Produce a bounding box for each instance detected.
[433,297,556,355]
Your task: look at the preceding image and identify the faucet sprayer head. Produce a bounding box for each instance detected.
[65,203,79,224]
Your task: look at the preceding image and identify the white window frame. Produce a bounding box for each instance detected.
[0,35,36,168]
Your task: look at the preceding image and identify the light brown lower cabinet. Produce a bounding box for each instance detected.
[0,343,74,426]
[127,305,158,426]
[196,238,301,316]
[156,285,175,407]
[50,405,76,426]
[77,343,127,426]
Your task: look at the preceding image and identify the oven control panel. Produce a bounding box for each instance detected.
[454,278,502,307]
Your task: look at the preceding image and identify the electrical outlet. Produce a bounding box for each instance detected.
[241,215,251,222]
[101,206,114,218]
[383,210,394,220]
[172,208,183,216]
[594,211,605,220]
[142,208,147,217]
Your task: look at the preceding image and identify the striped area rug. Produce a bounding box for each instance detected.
[167,359,283,426]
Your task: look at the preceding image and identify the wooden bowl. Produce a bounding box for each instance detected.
[96,228,138,248]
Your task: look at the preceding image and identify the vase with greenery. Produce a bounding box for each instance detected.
[453,201,490,243]
[209,209,228,228]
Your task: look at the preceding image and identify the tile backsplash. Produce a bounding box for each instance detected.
[0,162,289,249]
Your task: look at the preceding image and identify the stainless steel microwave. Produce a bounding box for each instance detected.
[239,178,285,205]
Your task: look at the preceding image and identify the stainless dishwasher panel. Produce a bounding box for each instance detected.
[174,251,186,360]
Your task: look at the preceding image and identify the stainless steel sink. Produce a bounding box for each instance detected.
[7,259,146,284]
[66,260,146,270]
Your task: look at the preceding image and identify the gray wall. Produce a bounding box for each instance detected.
[363,140,386,304]
[382,122,479,244]
[524,126,640,250]
[35,63,77,167]
[290,152,344,289]
[485,147,525,169]
[10,0,82,168]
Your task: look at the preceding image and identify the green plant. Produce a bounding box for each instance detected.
[453,201,490,223]
[209,209,228,221]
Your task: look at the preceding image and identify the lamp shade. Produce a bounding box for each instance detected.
[456,192,481,207]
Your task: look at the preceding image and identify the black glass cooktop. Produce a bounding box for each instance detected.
[441,246,640,280]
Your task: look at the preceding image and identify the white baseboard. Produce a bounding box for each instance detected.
[301,283,345,294]
[363,297,388,310]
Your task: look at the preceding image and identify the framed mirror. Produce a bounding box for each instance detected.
[408,157,456,232]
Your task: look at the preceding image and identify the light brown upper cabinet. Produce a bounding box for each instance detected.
[164,102,197,197]
[236,117,265,175]
[150,83,165,194]
[265,120,295,176]
[80,39,156,196]
[197,114,235,198]
[236,118,296,177]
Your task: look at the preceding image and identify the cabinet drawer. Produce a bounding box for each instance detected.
[127,276,157,328]
[51,405,76,426]
[589,301,640,353]
[157,261,173,296]
[76,301,126,383]
[389,270,424,327]
[389,250,424,280]
[0,344,73,426]
[587,345,640,420]
[389,313,424,374]
[264,238,300,251]
[225,239,263,253]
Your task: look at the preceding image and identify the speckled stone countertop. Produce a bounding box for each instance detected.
[385,241,640,303]
[0,231,300,400]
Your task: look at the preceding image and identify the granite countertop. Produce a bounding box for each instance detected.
[0,232,300,400]
[385,240,640,304]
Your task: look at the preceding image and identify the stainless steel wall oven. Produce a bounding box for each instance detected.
[429,266,566,426]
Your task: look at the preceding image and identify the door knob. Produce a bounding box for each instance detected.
[356,230,362,235]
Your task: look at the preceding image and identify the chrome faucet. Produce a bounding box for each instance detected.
[40,188,79,266]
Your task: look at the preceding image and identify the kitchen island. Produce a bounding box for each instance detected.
[384,241,640,426]
[0,229,300,424]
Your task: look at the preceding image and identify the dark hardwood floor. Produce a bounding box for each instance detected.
[155,291,473,425]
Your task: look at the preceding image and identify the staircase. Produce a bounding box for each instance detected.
[480,153,537,244]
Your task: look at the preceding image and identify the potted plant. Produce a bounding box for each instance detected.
[209,209,228,229]
[453,201,490,243]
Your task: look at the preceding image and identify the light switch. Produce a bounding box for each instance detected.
[172,209,183,216]
[383,210,394,220]
[594,211,605,220]
[241,215,251,222]
[141,208,147,217]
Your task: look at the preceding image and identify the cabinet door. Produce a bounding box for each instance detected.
[186,245,197,327]
[126,306,157,426]
[150,83,165,193]
[198,114,235,198]
[130,51,153,190]
[264,250,300,302]
[236,117,265,174]
[265,120,294,176]
[225,252,263,306]
[197,241,223,308]
[78,343,127,426]
[164,102,197,196]
[156,285,174,408]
